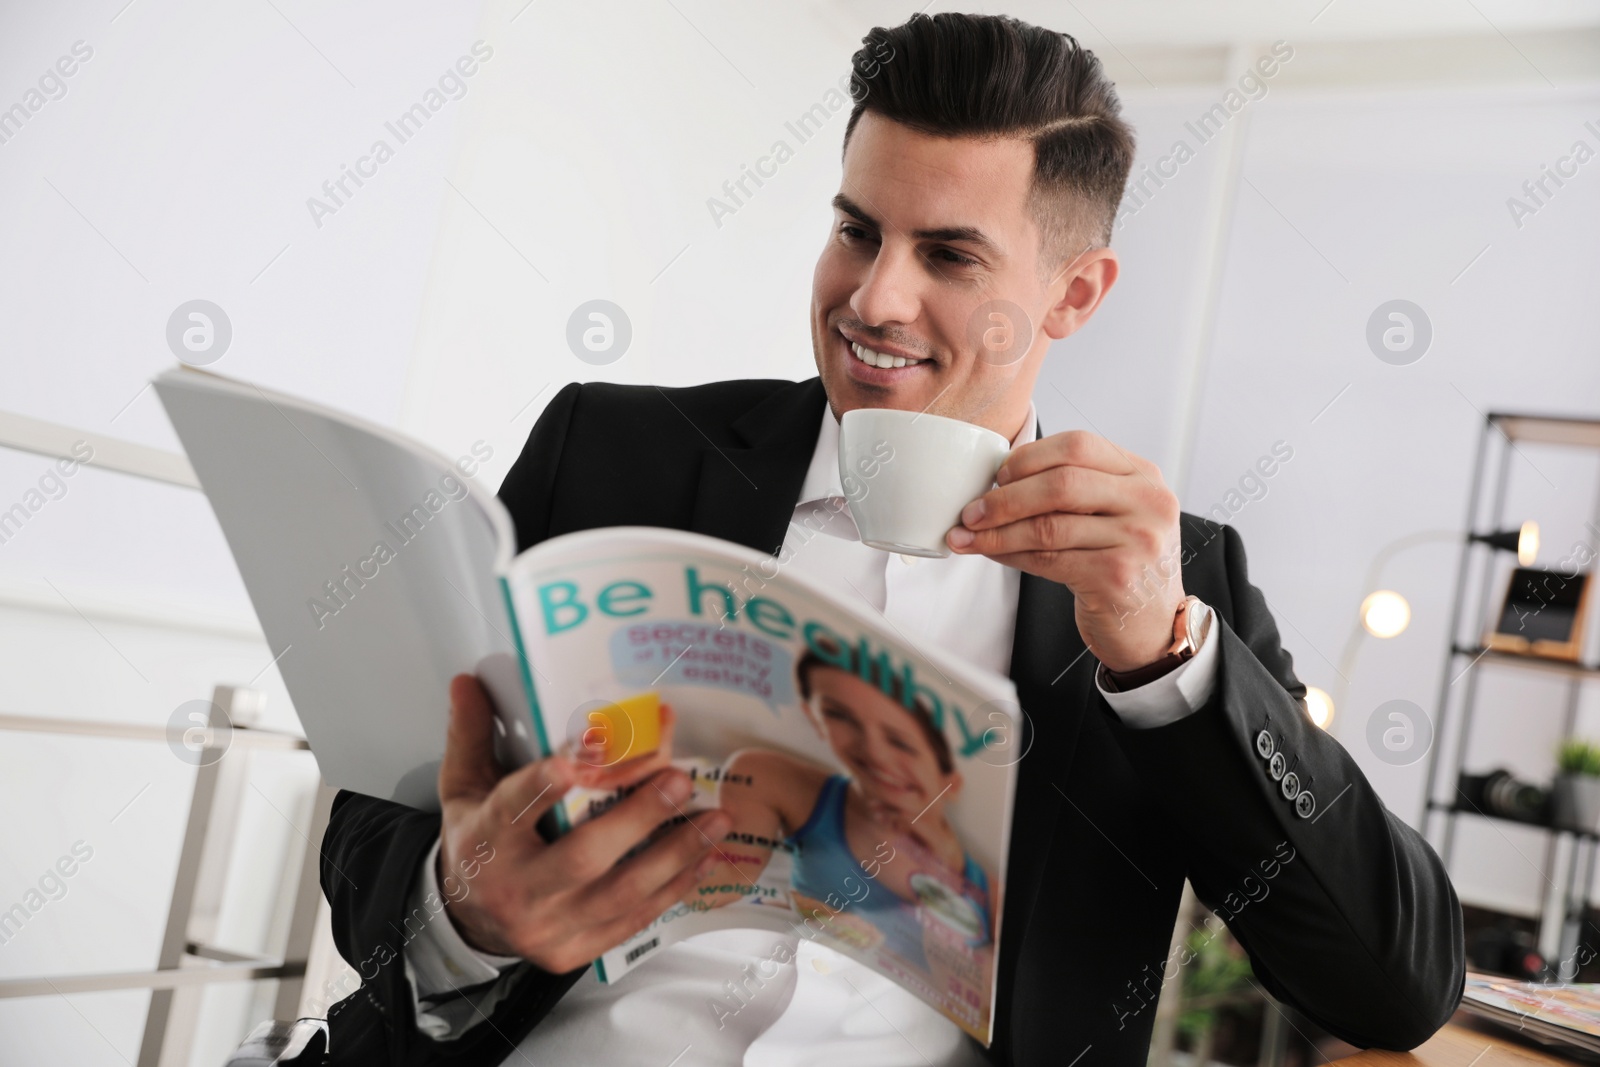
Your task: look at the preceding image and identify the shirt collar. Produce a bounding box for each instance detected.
[795,401,1040,507]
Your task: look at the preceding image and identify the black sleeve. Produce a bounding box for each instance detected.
[316,384,589,1064]
[1104,522,1465,1050]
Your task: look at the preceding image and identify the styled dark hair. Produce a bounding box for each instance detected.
[842,12,1136,266]
[795,635,954,775]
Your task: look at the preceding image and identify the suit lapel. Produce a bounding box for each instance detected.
[690,449,816,556]
[1003,570,1095,931]
[1006,413,1096,864]
[688,378,827,556]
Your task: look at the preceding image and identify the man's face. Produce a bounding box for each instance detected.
[809,111,1109,439]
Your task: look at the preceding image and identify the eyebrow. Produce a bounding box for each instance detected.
[831,193,1002,258]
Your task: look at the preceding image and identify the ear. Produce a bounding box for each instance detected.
[1040,247,1119,341]
[947,770,964,800]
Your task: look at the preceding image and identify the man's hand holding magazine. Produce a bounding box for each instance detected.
[437,674,732,970]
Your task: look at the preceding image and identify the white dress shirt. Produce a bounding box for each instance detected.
[398,401,1219,1065]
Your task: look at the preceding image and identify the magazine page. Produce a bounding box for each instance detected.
[501,527,1021,1044]
[153,365,539,810]
[1462,972,1600,1048]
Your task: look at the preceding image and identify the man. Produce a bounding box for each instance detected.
[313,13,1463,1066]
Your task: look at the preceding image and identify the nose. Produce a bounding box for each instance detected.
[857,726,898,774]
[849,240,921,330]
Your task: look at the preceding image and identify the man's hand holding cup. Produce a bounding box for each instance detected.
[946,429,1186,674]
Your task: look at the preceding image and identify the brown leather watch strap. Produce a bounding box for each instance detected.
[1100,595,1203,693]
[1101,653,1185,692]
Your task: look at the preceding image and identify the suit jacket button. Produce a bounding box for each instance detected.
[1256,730,1275,759]
[1281,772,1300,801]
[1269,751,1287,781]
[1295,792,1316,819]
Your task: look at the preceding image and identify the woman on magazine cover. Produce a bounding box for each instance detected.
[686,633,996,1010]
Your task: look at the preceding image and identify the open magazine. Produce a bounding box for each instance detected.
[154,365,1021,1042]
[1460,972,1600,1059]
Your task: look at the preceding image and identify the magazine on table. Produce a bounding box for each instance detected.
[1460,971,1600,1058]
[155,365,1021,1043]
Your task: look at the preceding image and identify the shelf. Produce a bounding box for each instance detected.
[1451,645,1600,679]
[1427,799,1600,841]
[1427,410,1600,968]
[1488,412,1600,449]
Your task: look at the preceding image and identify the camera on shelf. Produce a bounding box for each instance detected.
[1458,769,1551,824]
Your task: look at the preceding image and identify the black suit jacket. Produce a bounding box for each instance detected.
[312,377,1464,1066]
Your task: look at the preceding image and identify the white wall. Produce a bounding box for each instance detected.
[0,1,481,1063]
[4,1,1600,1062]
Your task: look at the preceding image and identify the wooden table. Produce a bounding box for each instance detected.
[1331,1020,1587,1066]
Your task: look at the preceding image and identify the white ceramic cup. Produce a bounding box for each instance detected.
[838,407,1011,558]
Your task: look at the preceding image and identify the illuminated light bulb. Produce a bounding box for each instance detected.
[1518,521,1539,567]
[1361,590,1411,639]
[1304,686,1334,730]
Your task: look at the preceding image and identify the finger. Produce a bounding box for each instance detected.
[544,766,698,881]
[579,841,727,956]
[999,431,1146,485]
[584,808,731,923]
[485,753,577,832]
[950,512,1123,557]
[572,704,678,791]
[658,701,677,752]
[961,464,1129,531]
[984,547,1177,602]
[439,674,505,804]
[983,549,1091,582]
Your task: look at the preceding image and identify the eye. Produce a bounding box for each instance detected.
[932,247,978,267]
[838,222,875,243]
[822,701,858,725]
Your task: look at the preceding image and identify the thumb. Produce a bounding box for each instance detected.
[439,673,502,803]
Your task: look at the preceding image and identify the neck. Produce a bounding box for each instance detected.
[904,813,964,869]
[974,372,1040,443]
[999,408,1030,446]
[981,396,1031,446]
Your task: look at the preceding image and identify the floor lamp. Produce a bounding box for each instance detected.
[1330,521,1539,723]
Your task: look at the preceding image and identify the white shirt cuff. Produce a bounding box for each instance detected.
[407,839,521,997]
[1095,600,1219,729]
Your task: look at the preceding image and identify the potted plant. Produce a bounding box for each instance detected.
[1177,923,1255,1066]
[1552,739,1600,833]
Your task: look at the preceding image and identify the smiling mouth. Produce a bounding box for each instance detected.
[838,323,934,374]
[861,765,916,794]
[849,340,929,370]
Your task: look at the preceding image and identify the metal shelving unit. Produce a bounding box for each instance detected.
[0,412,334,1066]
[0,687,334,1067]
[1422,411,1600,969]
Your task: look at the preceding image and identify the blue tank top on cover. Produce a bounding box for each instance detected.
[786,774,992,971]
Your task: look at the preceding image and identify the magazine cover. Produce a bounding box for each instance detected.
[153,365,1022,1043]
[1460,972,1600,1055]
[502,527,1022,1044]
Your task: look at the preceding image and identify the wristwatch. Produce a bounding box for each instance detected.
[1099,595,1211,693]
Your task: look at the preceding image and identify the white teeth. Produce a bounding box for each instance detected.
[851,340,922,370]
